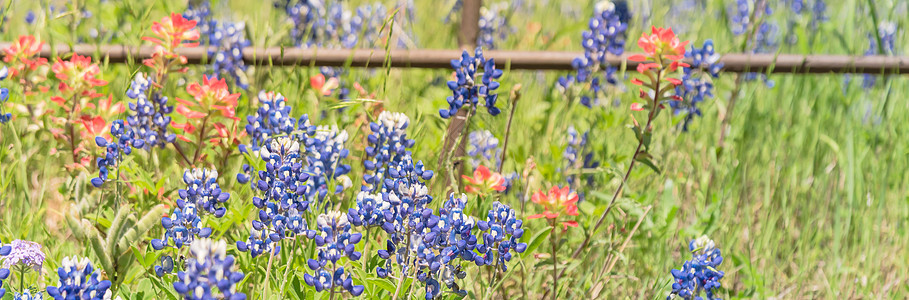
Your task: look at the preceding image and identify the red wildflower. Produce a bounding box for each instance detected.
[3,35,48,79]
[310,74,339,96]
[51,54,107,95]
[636,26,688,60]
[143,13,200,50]
[176,75,240,120]
[528,186,579,230]
[462,165,507,195]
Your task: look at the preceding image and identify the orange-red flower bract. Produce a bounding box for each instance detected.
[4,35,48,79]
[636,26,688,60]
[461,165,507,195]
[528,186,579,229]
[176,75,240,120]
[143,13,200,50]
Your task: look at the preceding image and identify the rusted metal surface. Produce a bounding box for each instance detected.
[2,43,908,74]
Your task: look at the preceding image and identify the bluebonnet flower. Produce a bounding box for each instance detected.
[25,11,35,24]
[475,202,526,271]
[1,240,45,271]
[0,239,9,298]
[467,130,499,168]
[440,47,504,118]
[563,126,599,198]
[348,191,391,228]
[237,137,311,258]
[374,155,434,276]
[209,22,251,89]
[151,202,210,251]
[858,22,897,89]
[276,0,386,49]
[362,111,415,193]
[668,236,725,300]
[125,73,176,148]
[46,256,115,300]
[559,1,628,108]
[14,288,42,300]
[303,211,365,296]
[178,168,231,217]
[0,66,10,124]
[91,120,137,187]
[151,169,229,277]
[240,91,307,155]
[673,40,723,131]
[477,3,513,50]
[184,1,251,89]
[305,125,352,204]
[729,0,777,87]
[172,239,246,300]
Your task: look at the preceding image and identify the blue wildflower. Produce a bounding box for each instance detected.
[305,125,352,204]
[729,0,777,87]
[46,256,114,300]
[184,1,251,89]
[475,201,527,271]
[240,91,306,154]
[25,11,35,24]
[14,288,42,300]
[560,1,628,108]
[125,73,176,148]
[673,40,723,131]
[237,137,311,258]
[668,236,725,300]
[563,126,599,198]
[303,211,365,296]
[0,239,9,298]
[178,168,231,217]
[477,3,513,50]
[860,22,897,89]
[91,120,137,188]
[440,47,504,118]
[172,239,246,300]
[362,111,415,193]
[0,67,10,123]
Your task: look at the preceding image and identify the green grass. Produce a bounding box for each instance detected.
[1,0,908,299]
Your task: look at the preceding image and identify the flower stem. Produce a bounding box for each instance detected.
[569,66,664,264]
[550,222,559,300]
[497,85,522,174]
[262,249,275,299]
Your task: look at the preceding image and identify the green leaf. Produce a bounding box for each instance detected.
[366,277,396,295]
[635,156,662,174]
[522,228,551,259]
[107,204,131,257]
[86,221,114,276]
[118,204,166,251]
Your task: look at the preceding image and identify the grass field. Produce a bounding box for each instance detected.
[0,0,907,299]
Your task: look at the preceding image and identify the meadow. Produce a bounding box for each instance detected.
[0,0,907,299]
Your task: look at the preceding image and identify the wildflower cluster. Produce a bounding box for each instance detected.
[563,126,599,198]
[2,239,46,272]
[475,201,527,271]
[0,67,9,123]
[184,0,252,89]
[151,168,229,276]
[0,241,7,298]
[303,211,365,296]
[237,137,312,258]
[172,75,242,161]
[305,125,352,204]
[240,91,300,153]
[440,47,504,118]
[362,111,415,193]
[668,236,725,300]
[172,239,246,300]
[782,0,827,30]
[728,0,777,86]
[125,73,175,149]
[854,22,898,89]
[465,130,518,194]
[559,1,628,108]
[275,0,387,48]
[46,256,114,300]
[3,35,48,92]
[477,2,514,50]
[673,40,723,131]
[142,13,200,72]
[462,165,506,196]
[528,186,579,230]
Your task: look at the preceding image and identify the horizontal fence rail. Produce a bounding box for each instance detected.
[4,43,909,74]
